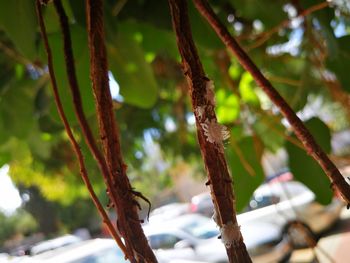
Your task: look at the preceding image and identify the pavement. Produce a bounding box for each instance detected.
[290,207,350,263]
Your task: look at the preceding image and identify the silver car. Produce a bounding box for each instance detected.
[238,180,344,248]
[22,239,128,263]
[143,214,291,263]
[191,180,344,248]
[146,180,344,262]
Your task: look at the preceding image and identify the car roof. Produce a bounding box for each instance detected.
[254,181,314,198]
[30,235,82,255]
[144,214,214,235]
[31,238,122,263]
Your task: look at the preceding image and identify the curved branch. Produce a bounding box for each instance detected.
[193,0,350,205]
[35,0,127,255]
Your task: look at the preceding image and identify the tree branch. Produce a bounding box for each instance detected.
[243,1,329,50]
[168,0,252,262]
[0,41,43,71]
[52,0,125,243]
[35,0,127,255]
[85,0,157,262]
[193,0,350,205]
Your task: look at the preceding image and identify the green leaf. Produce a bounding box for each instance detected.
[0,0,37,59]
[226,136,265,212]
[27,126,52,160]
[39,25,95,124]
[326,36,350,93]
[232,0,287,28]
[108,28,158,108]
[119,21,179,61]
[0,79,35,140]
[253,114,285,152]
[286,117,332,205]
[216,89,240,124]
[290,62,314,111]
[69,0,86,27]
[188,1,223,50]
[239,72,260,107]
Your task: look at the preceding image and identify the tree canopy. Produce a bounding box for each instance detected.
[0,0,350,239]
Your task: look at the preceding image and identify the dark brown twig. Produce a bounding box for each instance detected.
[52,0,125,242]
[241,1,329,50]
[193,0,350,205]
[35,0,127,255]
[85,0,157,262]
[168,0,252,262]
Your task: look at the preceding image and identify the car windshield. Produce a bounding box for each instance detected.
[180,217,219,239]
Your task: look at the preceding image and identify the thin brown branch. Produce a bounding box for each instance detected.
[0,41,43,72]
[231,138,256,176]
[35,0,127,255]
[266,74,301,87]
[52,0,125,244]
[85,0,157,262]
[252,108,305,150]
[112,0,128,16]
[244,1,329,50]
[168,0,252,262]
[193,0,350,205]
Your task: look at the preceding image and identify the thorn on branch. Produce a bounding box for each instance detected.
[132,199,142,211]
[131,189,152,221]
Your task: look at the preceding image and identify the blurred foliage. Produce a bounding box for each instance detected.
[0,0,350,232]
[0,209,38,246]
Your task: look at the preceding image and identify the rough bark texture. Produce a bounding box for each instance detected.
[36,0,127,255]
[193,0,350,206]
[168,1,252,262]
[85,0,157,262]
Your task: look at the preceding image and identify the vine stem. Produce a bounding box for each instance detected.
[51,0,126,250]
[193,0,350,205]
[85,0,157,262]
[168,0,252,262]
[35,0,127,255]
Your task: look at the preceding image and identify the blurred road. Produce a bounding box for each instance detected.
[290,207,350,263]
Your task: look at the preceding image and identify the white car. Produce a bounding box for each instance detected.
[30,235,82,256]
[191,180,344,248]
[238,180,344,247]
[145,180,344,263]
[23,239,128,263]
[143,214,291,263]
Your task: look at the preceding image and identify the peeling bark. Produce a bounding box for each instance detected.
[168,0,252,262]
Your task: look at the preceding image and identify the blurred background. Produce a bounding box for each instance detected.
[0,0,350,262]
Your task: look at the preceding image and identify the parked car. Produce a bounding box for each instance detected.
[190,180,344,248]
[24,238,128,263]
[30,235,82,256]
[148,203,190,224]
[143,214,291,263]
[190,193,213,217]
